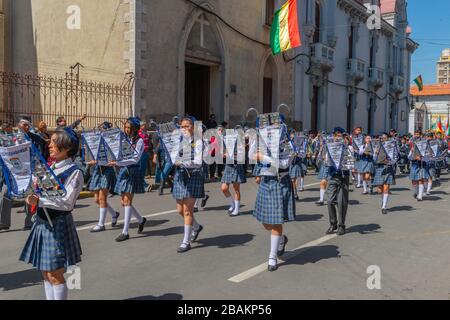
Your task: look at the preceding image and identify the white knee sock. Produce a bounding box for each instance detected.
[299,178,304,189]
[319,189,325,202]
[107,204,117,217]
[232,200,240,215]
[418,184,424,199]
[382,194,389,209]
[357,174,362,186]
[122,206,132,235]
[181,225,192,247]
[98,208,107,226]
[131,206,144,224]
[44,281,54,300]
[427,182,432,193]
[363,181,368,192]
[226,196,234,210]
[194,199,200,209]
[269,235,281,266]
[53,283,68,300]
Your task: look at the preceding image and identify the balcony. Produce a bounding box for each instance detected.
[368,67,385,89]
[310,43,335,72]
[390,75,405,94]
[347,58,365,85]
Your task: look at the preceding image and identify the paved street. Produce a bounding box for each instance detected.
[0,171,449,300]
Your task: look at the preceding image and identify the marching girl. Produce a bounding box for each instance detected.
[372,134,396,215]
[358,135,375,195]
[19,128,84,300]
[111,117,147,242]
[89,122,120,233]
[172,118,205,253]
[409,131,428,202]
[221,130,247,217]
[351,127,364,188]
[252,125,296,272]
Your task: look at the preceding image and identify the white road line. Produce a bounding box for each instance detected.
[76,209,178,232]
[228,234,337,283]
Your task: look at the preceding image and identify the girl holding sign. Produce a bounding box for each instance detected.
[172,118,205,253]
[409,132,429,202]
[252,124,296,272]
[372,134,397,215]
[89,122,120,233]
[221,128,247,217]
[358,135,375,195]
[19,128,84,300]
[110,117,147,242]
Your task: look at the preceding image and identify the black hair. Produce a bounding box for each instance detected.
[53,129,79,158]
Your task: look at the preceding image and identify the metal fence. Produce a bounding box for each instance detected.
[0,67,135,129]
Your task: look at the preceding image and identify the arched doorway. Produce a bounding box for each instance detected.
[179,10,227,123]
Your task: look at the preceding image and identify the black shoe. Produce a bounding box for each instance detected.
[111,212,120,228]
[201,195,210,208]
[115,233,130,242]
[413,193,417,199]
[326,225,337,235]
[337,225,346,236]
[177,243,191,253]
[159,188,164,196]
[138,218,147,234]
[277,235,288,257]
[190,225,203,242]
[294,195,300,202]
[382,209,388,215]
[315,201,324,206]
[193,207,199,213]
[268,260,278,272]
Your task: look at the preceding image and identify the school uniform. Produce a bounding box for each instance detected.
[88,165,116,192]
[20,159,84,272]
[172,138,205,200]
[114,137,146,195]
[357,145,374,174]
[253,141,296,225]
[221,164,247,184]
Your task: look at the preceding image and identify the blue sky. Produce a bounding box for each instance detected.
[408,0,450,84]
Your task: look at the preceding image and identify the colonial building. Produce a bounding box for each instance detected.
[292,0,418,134]
[437,49,450,85]
[410,84,450,134]
[1,0,417,133]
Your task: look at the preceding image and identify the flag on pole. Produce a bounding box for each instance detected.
[413,75,424,91]
[436,116,444,134]
[270,0,301,55]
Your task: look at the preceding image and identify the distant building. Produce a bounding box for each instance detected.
[437,49,450,85]
[410,84,450,134]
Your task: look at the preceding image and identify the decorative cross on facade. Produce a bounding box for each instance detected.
[196,14,210,48]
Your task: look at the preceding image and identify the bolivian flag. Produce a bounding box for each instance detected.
[270,0,301,55]
[436,116,444,134]
[413,75,424,91]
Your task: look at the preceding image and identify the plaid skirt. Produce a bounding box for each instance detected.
[356,159,374,174]
[221,164,247,184]
[114,165,145,195]
[372,165,395,186]
[316,164,328,180]
[409,162,431,181]
[253,163,262,177]
[172,167,205,200]
[253,174,296,225]
[88,166,116,192]
[20,214,82,272]
[289,158,304,178]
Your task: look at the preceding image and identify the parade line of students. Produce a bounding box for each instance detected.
[4,116,449,300]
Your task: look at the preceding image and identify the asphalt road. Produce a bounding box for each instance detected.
[0,170,449,300]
